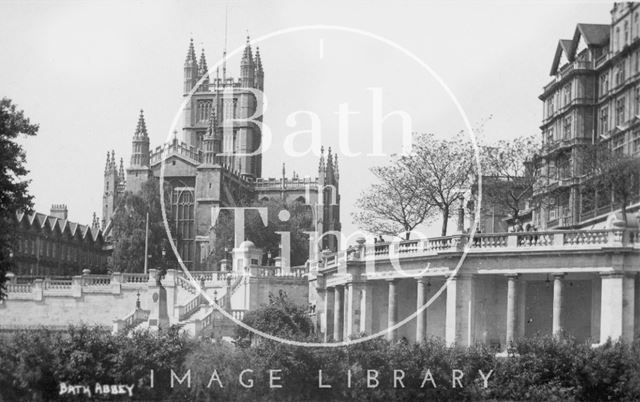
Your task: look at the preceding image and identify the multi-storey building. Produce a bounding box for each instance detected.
[103,37,341,270]
[535,2,640,229]
[11,205,109,276]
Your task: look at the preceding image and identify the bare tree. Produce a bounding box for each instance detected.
[401,132,476,236]
[481,135,540,224]
[353,162,434,240]
[587,144,640,226]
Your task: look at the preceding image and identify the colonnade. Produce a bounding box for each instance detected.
[318,271,638,346]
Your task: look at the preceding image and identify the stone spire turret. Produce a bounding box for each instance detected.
[91,212,99,230]
[240,35,255,88]
[198,48,209,90]
[118,157,125,180]
[126,110,151,194]
[134,109,148,138]
[184,38,199,93]
[326,147,333,171]
[103,149,119,226]
[319,146,325,171]
[334,153,339,180]
[254,46,264,91]
[130,110,150,168]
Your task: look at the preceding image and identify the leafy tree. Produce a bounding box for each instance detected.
[211,198,314,268]
[110,178,176,273]
[353,162,434,239]
[479,135,540,224]
[0,98,37,299]
[401,132,476,236]
[236,290,313,341]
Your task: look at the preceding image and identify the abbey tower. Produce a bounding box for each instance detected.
[103,36,341,270]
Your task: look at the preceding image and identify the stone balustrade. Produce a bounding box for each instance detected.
[113,308,150,333]
[249,266,308,279]
[313,228,640,348]
[319,229,640,270]
[177,294,207,321]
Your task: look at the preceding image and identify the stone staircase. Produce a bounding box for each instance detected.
[113,270,248,338]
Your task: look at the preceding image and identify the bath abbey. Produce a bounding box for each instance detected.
[3,3,640,351]
[101,37,341,270]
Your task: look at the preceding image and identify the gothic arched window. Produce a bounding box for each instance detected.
[172,189,195,267]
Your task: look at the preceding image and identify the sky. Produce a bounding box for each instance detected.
[0,0,613,239]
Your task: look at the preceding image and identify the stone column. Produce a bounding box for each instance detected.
[623,274,635,341]
[635,274,640,339]
[164,269,178,323]
[343,284,351,340]
[517,280,527,339]
[506,274,518,346]
[591,276,601,343]
[315,288,326,335]
[345,282,361,338]
[445,274,475,346]
[416,277,427,342]
[323,287,334,342]
[387,279,399,341]
[333,285,344,342]
[552,273,564,335]
[599,273,636,342]
[359,283,373,335]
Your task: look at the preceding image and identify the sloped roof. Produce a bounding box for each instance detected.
[575,23,610,47]
[550,23,610,76]
[14,210,105,244]
[550,39,575,75]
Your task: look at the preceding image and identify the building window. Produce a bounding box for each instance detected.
[636,87,640,116]
[172,189,195,267]
[546,98,554,118]
[546,126,554,144]
[548,159,557,180]
[600,73,609,95]
[615,63,625,86]
[633,129,640,154]
[197,100,212,123]
[563,84,571,105]
[625,20,630,45]
[613,135,625,156]
[600,106,609,134]
[616,96,626,125]
[563,115,572,139]
[616,26,621,52]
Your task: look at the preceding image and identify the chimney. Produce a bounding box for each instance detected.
[50,204,68,220]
